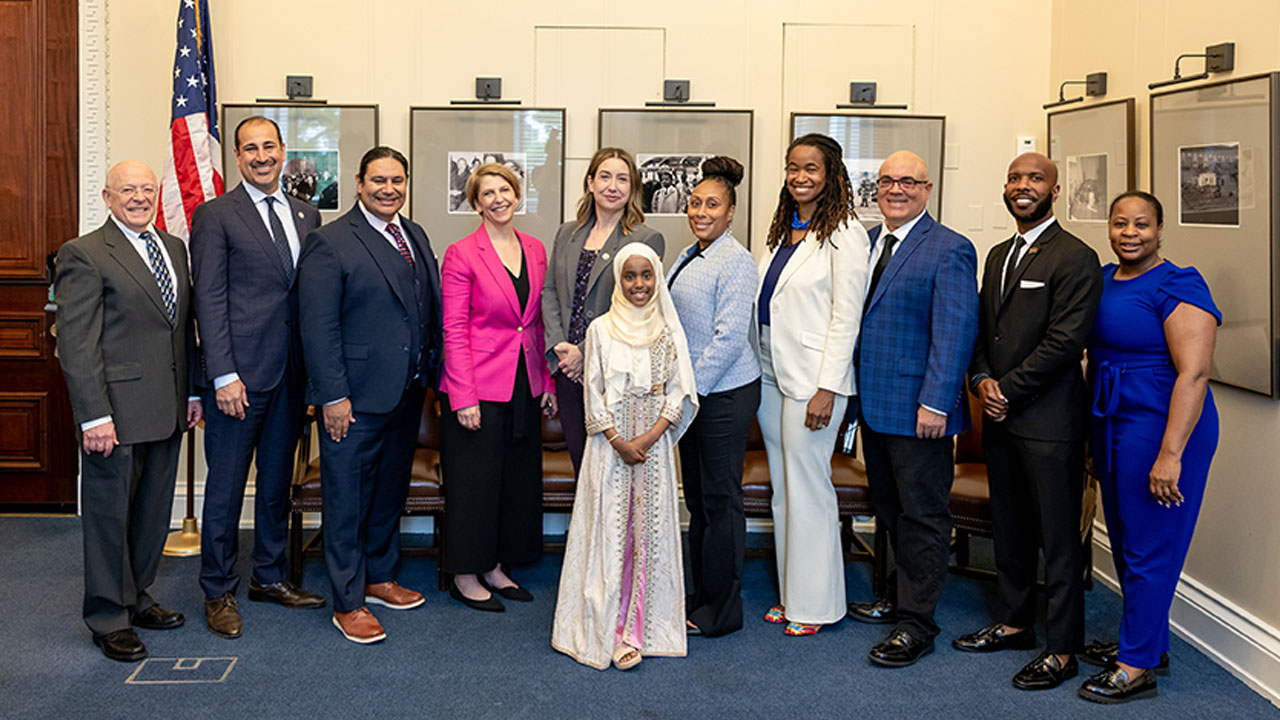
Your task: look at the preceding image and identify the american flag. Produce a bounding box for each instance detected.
[156,0,223,240]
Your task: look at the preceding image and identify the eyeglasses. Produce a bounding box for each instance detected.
[113,185,159,198]
[876,176,927,190]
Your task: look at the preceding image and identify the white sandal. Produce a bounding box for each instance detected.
[612,643,642,671]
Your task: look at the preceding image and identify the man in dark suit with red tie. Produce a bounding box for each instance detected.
[190,116,325,640]
[298,146,443,644]
[954,153,1102,690]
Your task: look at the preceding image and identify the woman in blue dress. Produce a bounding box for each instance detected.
[1079,191,1221,704]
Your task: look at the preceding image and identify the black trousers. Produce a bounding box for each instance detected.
[199,360,305,598]
[861,425,954,642]
[318,383,425,613]
[440,365,543,575]
[80,429,183,636]
[680,378,761,637]
[984,420,1085,653]
[554,372,586,475]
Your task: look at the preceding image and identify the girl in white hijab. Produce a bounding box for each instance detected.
[552,242,698,671]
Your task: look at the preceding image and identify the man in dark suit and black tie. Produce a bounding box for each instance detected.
[55,160,204,661]
[190,116,325,640]
[954,152,1102,690]
[847,150,980,667]
[298,146,443,644]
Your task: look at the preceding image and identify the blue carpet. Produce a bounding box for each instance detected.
[0,517,1274,719]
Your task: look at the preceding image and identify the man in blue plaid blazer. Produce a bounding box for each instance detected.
[848,150,979,668]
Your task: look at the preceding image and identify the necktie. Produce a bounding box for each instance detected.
[386,222,414,268]
[141,231,176,324]
[863,233,898,313]
[263,196,295,283]
[1003,235,1026,295]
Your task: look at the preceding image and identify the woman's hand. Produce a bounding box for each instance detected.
[554,342,584,383]
[1149,452,1185,507]
[458,405,482,431]
[805,389,836,431]
[612,436,647,466]
[541,392,558,417]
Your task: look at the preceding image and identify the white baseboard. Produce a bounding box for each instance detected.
[1091,521,1280,708]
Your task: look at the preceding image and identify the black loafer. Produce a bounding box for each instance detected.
[131,604,185,630]
[868,629,934,667]
[248,579,327,609]
[1078,667,1158,704]
[1080,640,1170,676]
[952,623,1038,653]
[449,583,504,612]
[847,598,897,624]
[93,629,147,662]
[1013,651,1079,690]
[481,578,533,602]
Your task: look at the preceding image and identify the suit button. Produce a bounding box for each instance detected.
[586,310,594,318]
[402,345,409,351]
[995,334,1003,342]
[601,252,610,261]
[403,315,409,322]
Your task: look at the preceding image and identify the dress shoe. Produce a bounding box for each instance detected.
[847,598,897,624]
[365,581,425,610]
[332,607,386,644]
[952,623,1038,653]
[449,582,504,612]
[868,629,934,667]
[93,629,147,662]
[131,604,185,630]
[481,578,533,602]
[1013,651,1079,690]
[248,579,326,609]
[205,593,242,639]
[1080,640,1171,676]
[1078,666,1158,704]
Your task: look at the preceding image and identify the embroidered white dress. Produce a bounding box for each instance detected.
[551,323,689,669]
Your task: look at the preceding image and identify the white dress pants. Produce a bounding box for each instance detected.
[757,327,848,625]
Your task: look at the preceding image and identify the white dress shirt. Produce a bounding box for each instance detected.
[358,200,415,262]
[999,216,1057,295]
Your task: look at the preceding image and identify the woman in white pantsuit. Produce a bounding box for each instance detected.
[756,134,869,635]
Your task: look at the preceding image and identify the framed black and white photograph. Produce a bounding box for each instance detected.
[1178,143,1241,227]
[1152,73,1280,397]
[636,153,714,216]
[411,107,565,258]
[447,151,529,215]
[1047,98,1135,258]
[790,113,946,231]
[1065,152,1108,222]
[222,103,378,220]
[599,109,753,267]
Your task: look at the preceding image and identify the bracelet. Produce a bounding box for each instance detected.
[607,433,621,445]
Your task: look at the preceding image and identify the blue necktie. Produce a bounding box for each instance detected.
[263,196,295,283]
[140,231,176,325]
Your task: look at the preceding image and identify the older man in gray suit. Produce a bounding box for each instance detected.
[55,160,203,661]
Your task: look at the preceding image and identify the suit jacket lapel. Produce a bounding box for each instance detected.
[867,214,932,313]
[475,225,523,318]
[160,230,190,323]
[998,223,1059,312]
[232,184,291,285]
[773,236,819,295]
[349,208,410,312]
[521,230,545,319]
[102,220,170,320]
[586,221,622,292]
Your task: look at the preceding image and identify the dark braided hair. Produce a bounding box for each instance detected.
[765,133,858,250]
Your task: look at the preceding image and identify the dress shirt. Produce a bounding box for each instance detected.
[999,216,1057,295]
[83,217,195,431]
[358,200,416,263]
[669,231,761,394]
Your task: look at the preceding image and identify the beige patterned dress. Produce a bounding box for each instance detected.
[551,323,689,669]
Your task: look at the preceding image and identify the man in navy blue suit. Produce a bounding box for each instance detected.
[191,116,325,640]
[848,150,980,667]
[298,146,442,644]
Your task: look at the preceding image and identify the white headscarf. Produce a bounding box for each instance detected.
[598,242,699,439]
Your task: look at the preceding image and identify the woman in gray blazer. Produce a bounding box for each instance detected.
[542,147,665,471]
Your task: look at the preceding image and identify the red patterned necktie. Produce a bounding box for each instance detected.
[385,222,414,268]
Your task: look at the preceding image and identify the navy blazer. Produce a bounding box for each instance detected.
[856,211,979,437]
[297,205,443,414]
[190,183,321,392]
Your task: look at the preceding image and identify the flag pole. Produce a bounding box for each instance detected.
[164,426,201,556]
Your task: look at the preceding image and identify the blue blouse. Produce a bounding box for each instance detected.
[757,240,802,326]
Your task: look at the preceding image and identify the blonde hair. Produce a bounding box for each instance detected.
[575,147,645,234]
[465,162,522,210]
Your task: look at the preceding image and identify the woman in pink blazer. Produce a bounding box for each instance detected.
[439,163,555,612]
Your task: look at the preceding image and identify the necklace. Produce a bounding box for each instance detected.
[791,210,810,230]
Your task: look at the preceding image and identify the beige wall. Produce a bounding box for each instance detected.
[1051,0,1280,629]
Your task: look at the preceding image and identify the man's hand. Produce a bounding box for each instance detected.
[215,378,250,420]
[322,399,356,442]
[554,342,584,383]
[975,377,1009,422]
[187,399,203,429]
[83,421,119,457]
[805,389,836,431]
[916,406,946,439]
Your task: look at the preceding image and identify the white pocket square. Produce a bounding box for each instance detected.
[1019,280,1045,289]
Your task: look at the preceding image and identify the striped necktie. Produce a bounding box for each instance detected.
[385,223,414,268]
[263,196,295,283]
[140,230,176,324]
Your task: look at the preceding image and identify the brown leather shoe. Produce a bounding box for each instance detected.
[205,593,242,639]
[247,579,326,609]
[365,581,424,610]
[332,607,386,644]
